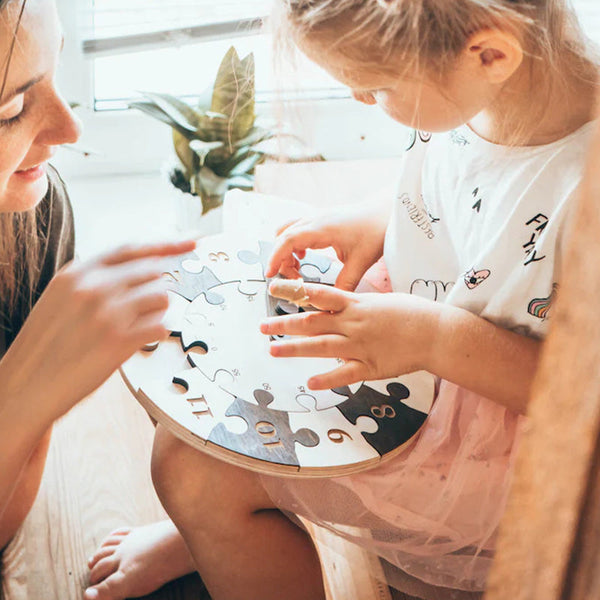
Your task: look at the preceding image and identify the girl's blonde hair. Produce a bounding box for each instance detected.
[0,0,42,325]
[275,0,594,75]
[272,0,598,143]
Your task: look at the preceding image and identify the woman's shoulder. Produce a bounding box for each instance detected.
[34,164,75,290]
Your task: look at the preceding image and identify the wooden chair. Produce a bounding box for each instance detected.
[485,117,600,599]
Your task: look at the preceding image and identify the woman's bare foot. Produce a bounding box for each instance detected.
[83,519,196,600]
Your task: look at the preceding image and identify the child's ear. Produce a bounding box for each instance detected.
[463,29,524,84]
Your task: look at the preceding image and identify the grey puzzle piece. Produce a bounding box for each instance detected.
[208,389,319,467]
[332,382,427,455]
[238,240,334,283]
[166,265,225,305]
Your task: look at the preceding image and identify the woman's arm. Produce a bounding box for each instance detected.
[0,239,195,536]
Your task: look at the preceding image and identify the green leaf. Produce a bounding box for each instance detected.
[211,46,256,144]
[173,130,197,176]
[129,101,196,138]
[228,152,265,177]
[227,174,254,190]
[233,126,276,149]
[189,139,225,167]
[139,92,199,135]
[191,167,229,214]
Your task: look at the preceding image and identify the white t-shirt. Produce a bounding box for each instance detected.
[384,123,595,341]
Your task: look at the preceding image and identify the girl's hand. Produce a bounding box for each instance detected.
[260,282,441,389]
[266,205,389,292]
[0,240,195,423]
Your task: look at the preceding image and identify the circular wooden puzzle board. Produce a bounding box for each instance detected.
[121,234,434,477]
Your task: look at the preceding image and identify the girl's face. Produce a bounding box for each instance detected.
[0,0,81,213]
[298,36,498,133]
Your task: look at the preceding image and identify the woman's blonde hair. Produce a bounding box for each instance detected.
[0,0,42,325]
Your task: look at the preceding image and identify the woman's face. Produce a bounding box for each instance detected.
[0,0,81,212]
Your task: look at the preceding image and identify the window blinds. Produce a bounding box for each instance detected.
[82,0,271,56]
[83,0,600,57]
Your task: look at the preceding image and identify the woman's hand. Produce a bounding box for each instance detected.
[260,282,441,389]
[266,204,390,292]
[0,240,195,423]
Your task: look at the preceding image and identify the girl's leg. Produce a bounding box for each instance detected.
[0,427,52,550]
[151,424,326,600]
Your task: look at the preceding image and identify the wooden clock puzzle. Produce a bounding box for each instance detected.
[120,233,434,477]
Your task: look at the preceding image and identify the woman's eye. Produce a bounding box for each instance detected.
[0,95,25,128]
[0,111,25,128]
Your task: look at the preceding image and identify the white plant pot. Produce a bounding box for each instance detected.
[173,188,224,239]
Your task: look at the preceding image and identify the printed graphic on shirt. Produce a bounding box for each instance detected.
[398,193,438,240]
[472,187,483,213]
[523,213,549,266]
[406,130,433,152]
[410,279,455,302]
[450,129,470,146]
[528,283,558,320]
[463,268,491,289]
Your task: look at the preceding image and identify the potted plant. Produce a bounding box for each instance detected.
[129,47,276,233]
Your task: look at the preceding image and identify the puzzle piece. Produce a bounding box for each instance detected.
[180,235,265,295]
[139,367,247,442]
[238,239,337,284]
[332,382,428,455]
[179,281,343,411]
[208,389,319,467]
[289,395,380,469]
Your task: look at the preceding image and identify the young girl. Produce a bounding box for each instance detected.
[0,0,194,563]
[85,0,599,599]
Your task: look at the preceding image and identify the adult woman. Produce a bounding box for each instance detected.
[0,0,193,552]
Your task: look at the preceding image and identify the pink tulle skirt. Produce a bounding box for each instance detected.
[261,261,524,595]
[262,383,523,595]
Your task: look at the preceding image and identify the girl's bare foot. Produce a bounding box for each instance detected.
[83,520,197,600]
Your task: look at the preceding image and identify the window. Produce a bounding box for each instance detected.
[82,0,346,111]
[573,0,600,43]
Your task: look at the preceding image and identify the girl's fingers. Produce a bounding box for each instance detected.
[261,311,337,337]
[275,218,301,236]
[266,231,327,278]
[307,361,365,390]
[100,239,196,266]
[269,280,350,313]
[269,334,347,359]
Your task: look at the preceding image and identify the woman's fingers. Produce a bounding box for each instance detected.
[114,280,170,319]
[307,361,365,390]
[100,239,196,266]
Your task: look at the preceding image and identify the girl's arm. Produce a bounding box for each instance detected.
[428,303,540,414]
[261,284,540,414]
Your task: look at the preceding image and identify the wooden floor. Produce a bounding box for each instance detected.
[0,372,207,600]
